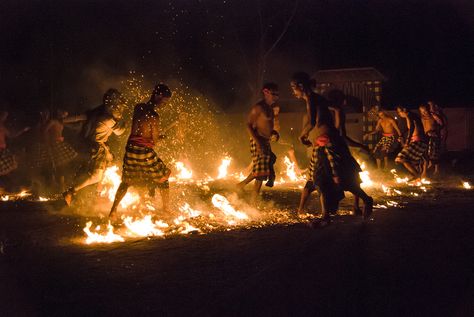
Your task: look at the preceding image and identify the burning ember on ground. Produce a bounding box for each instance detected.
[77,157,462,245]
[462,181,471,189]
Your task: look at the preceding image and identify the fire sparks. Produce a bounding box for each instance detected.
[217,157,232,179]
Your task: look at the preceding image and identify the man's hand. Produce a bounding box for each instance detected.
[299,134,312,147]
[270,130,280,142]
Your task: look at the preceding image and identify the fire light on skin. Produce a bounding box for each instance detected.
[175,161,193,180]
[217,157,232,179]
[211,194,249,224]
[83,221,124,244]
[463,181,471,189]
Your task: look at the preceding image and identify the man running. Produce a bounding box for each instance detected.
[109,84,172,219]
[63,88,125,206]
[237,82,279,202]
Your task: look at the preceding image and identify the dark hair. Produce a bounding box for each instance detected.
[103,88,123,105]
[291,72,313,91]
[396,106,408,112]
[152,83,172,98]
[262,82,278,91]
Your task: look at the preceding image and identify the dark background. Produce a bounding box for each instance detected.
[1,0,473,113]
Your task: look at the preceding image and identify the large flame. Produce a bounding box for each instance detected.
[283,156,300,182]
[217,157,232,179]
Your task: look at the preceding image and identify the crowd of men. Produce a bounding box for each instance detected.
[0,75,447,226]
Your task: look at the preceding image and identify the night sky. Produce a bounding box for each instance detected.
[1,0,473,113]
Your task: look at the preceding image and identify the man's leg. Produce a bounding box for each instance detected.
[251,179,263,203]
[159,187,170,213]
[237,174,255,189]
[297,182,315,215]
[63,169,104,206]
[348,185,373,219]
[109,182,129,219]
[383,156,389,170]
[376,158,382,170]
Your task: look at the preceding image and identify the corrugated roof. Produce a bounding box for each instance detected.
[313,67,387,83]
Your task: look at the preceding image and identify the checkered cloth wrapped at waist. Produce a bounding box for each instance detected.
[373,135,398,159]
[395,140,428,164]
[250,137,276,181]
[0,148,17,176]
[121,142,170,188]
[308,134,361,190]
[426,131,441,162]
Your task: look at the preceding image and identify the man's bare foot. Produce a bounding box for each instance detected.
[63,190,73,206]
[309,217,331,228]
[352,207,362,216]
[363,197,373,220]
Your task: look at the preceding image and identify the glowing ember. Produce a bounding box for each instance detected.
[83,221,124,244]
[175,161,193,179]
[391,169,409,184]
[123,215,166,237]
[217,157,232,179]
[38,196,49,201]
[211,194,249,224]
[463,181,471,189]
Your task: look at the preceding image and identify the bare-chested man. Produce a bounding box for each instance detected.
[419,104,441,176]
[395,106,428,180]
[237,82,279,202]
[109,84,172,219]
[364,110,402,170]
[291,72,373,225]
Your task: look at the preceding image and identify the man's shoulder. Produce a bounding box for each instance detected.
[135,103,158,118]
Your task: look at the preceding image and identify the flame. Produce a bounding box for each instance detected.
[217,157,232,179]
[83,221,124,244]
[463,181,471,189]
[211,194,249,224]
[175,161,193,179]
[123,215,166,237]
[358,161,374,187]
[100,165,140,208]
[179,203,202,218]
[283,156,300,182]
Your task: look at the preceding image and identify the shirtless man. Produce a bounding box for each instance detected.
[237,82,279,202]
[291,72,373,225]
[419,104,441,176]
[63,88,126,206]
[109,84,172,219]
[395,106,428,180]
[364,110,402,170]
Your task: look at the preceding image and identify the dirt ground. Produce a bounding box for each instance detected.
[0,179,473,316]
